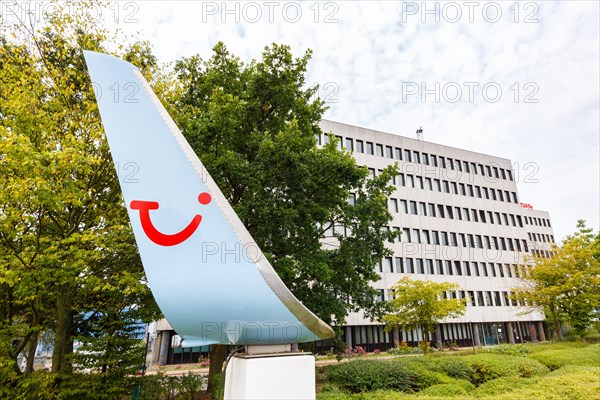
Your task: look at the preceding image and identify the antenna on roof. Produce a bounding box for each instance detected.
[416,127,424,141]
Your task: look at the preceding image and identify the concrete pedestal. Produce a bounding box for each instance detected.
[224,347,315,400]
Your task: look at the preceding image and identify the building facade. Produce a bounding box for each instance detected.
[317,120,554,351]
[152,119,556,364]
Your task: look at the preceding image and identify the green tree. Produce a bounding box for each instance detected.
[165,42,399,393]
[0,2,160,396]
[515,220,600,339]
[383,277,466,353]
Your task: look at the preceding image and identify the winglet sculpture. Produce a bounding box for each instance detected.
[83,51,334,347]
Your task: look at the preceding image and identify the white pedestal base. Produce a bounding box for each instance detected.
[223,350,315,400]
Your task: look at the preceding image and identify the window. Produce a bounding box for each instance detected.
[384,257,393,272]
[468,291,476,306]
[376,144,383,156]
[432,231,440,245]
[459,233,466,247]
[375,289,384,303]
[406,258,414,273]
[400,200,408,214]
[477,291,485,307]
[459,183,466,195]
[455,207,462,220]
[394,147,402,160]
[500,169,506,180]
[481,262,488,277]
[386,145,393,158]
[388,198,397,212]
[412,229,421,244]
[445,260,453,275]
[494,291,502,306]
[456,160,462,172]
[463,208,470,221]
[345,138,353,151]
[464,261,471,276]
[498,190,504,202]
[498,263,504,277]
[407,175,415,188]
[404,149,411,161]
[467,185,474,197]
[431,155,438,167]
[502,291,510,306]
[471,209,478,222]
[437,204,445,218]
[434,179,441,192]
[335,136,343,149]
[315,133,321,145]
[451,182,458,194]
[410,201,417,215]
[395,257,404,273]
[490,189,497,200]
[440,180,448,193]
[489,263,496,277]
[356,140,364,153]
[472,262,479,276]
[413,151,420,164]
[485,291,493,306]
[486,165,492,177]
[423,230,431,244]
[475,186,482,198]
[441,232,449,246]
[415,176,423,189]
[416,258,424,274]
[512,192,518,203]
[479,210,486,223]
[449,232,457,246]
[368,168,376,178]
[422,153,429,165]
[439,156,446,168]
[401,229,410,243]
[454,261,462,275]
[419,202,427,216]
[425,178,433,190]
[436,260,443,275]
[463,161,470,173]
[475,235,483,248]
[428,203,436,217]
[482,187,489,199]
[445,206,453,219]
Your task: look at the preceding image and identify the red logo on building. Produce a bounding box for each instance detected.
[519,203,533,209]
[130,192,212,246]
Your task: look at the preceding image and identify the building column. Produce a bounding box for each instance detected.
[392,327,400,347]
[345,326,353,350]
[506,322,515,344]
[157,331,171,366]
[472,323,481,347]
[537,321,546,342]
[435,325,442,348]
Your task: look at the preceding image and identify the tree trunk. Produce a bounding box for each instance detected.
[25,330,39,373]
[52,290,73,373]
[207,344,228,399]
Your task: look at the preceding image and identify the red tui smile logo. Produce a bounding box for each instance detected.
[130,192,212,246]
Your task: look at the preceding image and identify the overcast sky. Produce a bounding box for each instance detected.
[100,1,599,241]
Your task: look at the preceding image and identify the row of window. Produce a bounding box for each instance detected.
[528,232,554,243]
[378,257,530,278]
[378,169,520,204]
[390,198,526,228]
[319,133,515,182]
[387,226,529,253]
[525,216,551,227]
[379,287,523,308]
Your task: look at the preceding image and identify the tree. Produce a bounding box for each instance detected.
[383,277,466,353]
[515,220,600,339]
[164,42,399,393]
[0,2,160,396]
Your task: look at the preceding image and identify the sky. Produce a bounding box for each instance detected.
[15,0,598,241]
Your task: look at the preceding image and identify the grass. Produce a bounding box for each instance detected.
[317,342,600,400]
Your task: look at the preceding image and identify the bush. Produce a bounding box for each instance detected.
[387,346,420,355]
[483,343,530,356]
[475,376,539,396]
[460,353,548,385]
[528,343,600,370]
[435,357,473,381]
[326,358,453,393]
[420,380,475,396]
[583,333,600,343]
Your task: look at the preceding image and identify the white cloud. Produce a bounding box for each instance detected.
[113,0,599,240]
